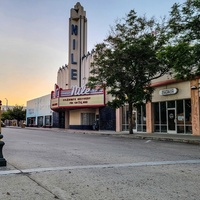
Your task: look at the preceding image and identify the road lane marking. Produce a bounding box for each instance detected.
[1,159,200,175]
[0,170,21,175]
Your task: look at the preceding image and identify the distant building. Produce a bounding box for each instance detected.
[1,105,16,112]
[26,94,56,127]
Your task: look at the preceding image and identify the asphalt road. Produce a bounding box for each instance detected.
[0,127,200,200]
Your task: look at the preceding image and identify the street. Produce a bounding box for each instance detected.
[0,127,200,200]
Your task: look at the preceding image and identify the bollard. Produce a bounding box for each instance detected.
[0,100,7,166]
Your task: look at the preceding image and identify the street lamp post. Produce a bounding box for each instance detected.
[0,100,7,166]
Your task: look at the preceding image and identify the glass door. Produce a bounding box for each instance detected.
[167,108,176,133]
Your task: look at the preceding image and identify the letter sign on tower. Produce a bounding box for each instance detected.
[68,2,87,88]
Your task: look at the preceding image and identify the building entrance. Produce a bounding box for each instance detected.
[167,108,176,133]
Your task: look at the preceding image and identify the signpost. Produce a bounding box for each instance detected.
[0,100,7,166]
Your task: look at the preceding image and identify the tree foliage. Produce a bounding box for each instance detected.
[88,10,170,134]
[2,105,26,125]
[161,0,200,80]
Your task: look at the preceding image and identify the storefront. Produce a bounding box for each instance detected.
[118,78,197,135]
[144,78,199,135]
[153,99,191,134]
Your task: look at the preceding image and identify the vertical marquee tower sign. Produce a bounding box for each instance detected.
[68,2,87,88]
[50,2,106,130]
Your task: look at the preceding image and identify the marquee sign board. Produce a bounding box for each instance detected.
[51,85,105,109]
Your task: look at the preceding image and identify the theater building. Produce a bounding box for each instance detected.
[50,2,200,136]
[50,3,116,130]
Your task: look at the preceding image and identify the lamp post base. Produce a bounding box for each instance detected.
[0,140,7,167]
[0,158,7,166]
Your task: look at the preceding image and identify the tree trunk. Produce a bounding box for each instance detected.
[128,102,133,134]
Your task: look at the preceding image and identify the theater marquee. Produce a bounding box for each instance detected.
[51,85,105,109]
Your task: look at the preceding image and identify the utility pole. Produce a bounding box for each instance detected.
[5,98,8,110]
[0,100,7,166]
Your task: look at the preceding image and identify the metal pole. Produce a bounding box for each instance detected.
[5,98,8,110]
[0,100,7,166]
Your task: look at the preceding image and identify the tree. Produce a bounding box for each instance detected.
[1,109,12,121]
[11,106,26,125]
[87,10,170,134]
[161,0,200,80]
[2,106,26,126]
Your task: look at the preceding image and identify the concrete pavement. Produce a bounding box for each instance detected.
[1,127,200,200]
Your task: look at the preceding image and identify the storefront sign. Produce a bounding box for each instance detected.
[159,88,178,96]
[71,85,91,96]
[71,24,78,80]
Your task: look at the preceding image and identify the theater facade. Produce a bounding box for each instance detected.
[50,3,116,130]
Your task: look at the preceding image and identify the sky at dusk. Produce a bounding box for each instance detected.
[0,0,186,106]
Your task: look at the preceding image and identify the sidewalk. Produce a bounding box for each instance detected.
[70,130,200,145]
[116,132,200,145]
[17,126,200,145]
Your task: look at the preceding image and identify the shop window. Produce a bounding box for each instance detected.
[28,118,36,126]
[81,113,95,125]
[167,101,175,108]
[154,103,159,124]
[185,126,192,134]
[161,125,167,132]
[185,99,192,134]
[177,100,184,133]
[137,125,142,132]
[154,103,160,132]
[177,100,184,120]
[143,125,146,132]
[45,115,51,126]
[160,102,167,124]
[185,99,191,125]
[177,125,184,133]
[136,104,146,132]
[154,125,160,132]
[38,116,43,127]
[122,105,129,131]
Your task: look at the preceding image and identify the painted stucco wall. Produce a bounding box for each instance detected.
[152,81,190,102]
[26,94,51,119]
[69,108,97,125]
